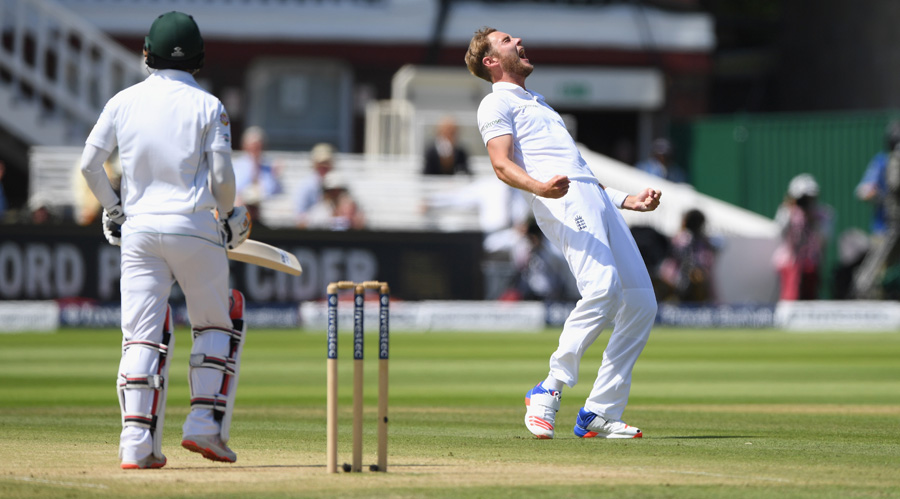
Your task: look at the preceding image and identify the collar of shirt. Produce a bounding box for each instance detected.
[151,69,198,84]
[492,81,543,101]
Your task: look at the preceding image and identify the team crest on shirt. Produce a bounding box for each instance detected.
[574,215,587,231]
[220,113,230,126]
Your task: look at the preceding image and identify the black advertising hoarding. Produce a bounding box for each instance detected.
[0,225,484,303]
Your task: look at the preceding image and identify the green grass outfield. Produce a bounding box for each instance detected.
[1,327,899,498]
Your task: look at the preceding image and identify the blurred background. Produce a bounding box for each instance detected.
[3,0,900,330]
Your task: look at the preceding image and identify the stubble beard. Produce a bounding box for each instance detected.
[500,53,533,79]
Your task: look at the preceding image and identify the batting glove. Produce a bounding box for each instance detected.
[102,209,122,246]
[105,204,126,225]
[220,206,252,250]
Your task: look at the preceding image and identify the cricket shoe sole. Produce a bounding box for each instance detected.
[121,454,167,470]
[182,434,237,463]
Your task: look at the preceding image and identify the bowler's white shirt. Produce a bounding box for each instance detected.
[86,69,232,216]
[477,82,594,183]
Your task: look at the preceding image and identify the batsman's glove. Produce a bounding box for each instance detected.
[102,209,123,246]
[105,204,126,225]
[220,206,252,250]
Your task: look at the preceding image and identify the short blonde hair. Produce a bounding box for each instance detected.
[465,26,497,83]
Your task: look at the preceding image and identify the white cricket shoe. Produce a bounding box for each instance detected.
[574,408,642,439]
[524,382,561,439]
[181,434,237,463]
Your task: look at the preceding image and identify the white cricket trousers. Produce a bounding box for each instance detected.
[118,213,232,459]
[532,179,656,421]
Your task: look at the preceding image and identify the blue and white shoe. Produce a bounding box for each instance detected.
[524,382,561,439]
[574,407,642,439]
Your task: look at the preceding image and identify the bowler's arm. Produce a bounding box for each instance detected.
[485,134,569,198]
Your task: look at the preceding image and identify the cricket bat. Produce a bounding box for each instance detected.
[227,239,303,276]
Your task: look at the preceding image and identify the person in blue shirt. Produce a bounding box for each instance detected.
[855,121,900,238]
[852,121,900,298]
[635,138,687,183]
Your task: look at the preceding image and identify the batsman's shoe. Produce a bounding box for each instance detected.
[120,454,167,470]
[524,382,561,439]
[181,434,237,463]
[573,408,642,439]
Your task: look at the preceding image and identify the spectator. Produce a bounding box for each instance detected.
[772,174,834,300]
[512,217,577,302]
[295,143,335,227]
[302,172,365,231]
[855,121,900,239]
[232,126,282,223]
[636,138,687,183]
[659,209,720,303]
[28,194,56,225]
[423,116,470,176]
[851,121,900,298]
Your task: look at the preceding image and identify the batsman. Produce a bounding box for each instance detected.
[80,12,252,469]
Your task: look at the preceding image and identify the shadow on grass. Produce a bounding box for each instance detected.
[171,463,456,471]
[656,435,758,439]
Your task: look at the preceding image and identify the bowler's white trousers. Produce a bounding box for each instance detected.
[118,213,232,460]
[532,179,656,421]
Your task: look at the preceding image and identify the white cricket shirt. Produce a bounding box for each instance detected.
[86,69,232,216]
[477,82,594,183]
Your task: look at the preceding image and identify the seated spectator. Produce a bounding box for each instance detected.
[295,143,335,227]
[303,172,366,231]
[659,209,720,303]
[233,126,282,223]
[636,138,687,183]
[423,116,470,176]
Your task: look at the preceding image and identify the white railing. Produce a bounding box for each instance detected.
[0,0,143,145]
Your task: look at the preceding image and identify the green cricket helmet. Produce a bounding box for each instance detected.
[144,11,204,70]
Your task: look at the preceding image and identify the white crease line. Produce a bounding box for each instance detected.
[11,476,109,489]
[644,468,794,483]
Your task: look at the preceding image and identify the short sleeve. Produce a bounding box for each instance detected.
[85,100,118,153]
[477,94,513,145]
[206,103,232,153]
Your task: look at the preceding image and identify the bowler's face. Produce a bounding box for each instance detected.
[487,31,533,78]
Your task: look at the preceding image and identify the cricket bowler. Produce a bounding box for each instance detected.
[466,27,661,439]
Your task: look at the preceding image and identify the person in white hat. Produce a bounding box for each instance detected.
[773,173,834,300]
[294,143,336,227]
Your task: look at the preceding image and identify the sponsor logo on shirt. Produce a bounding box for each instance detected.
[514,104,541,113]
[220,113,230,126]
[480,119,502,132]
